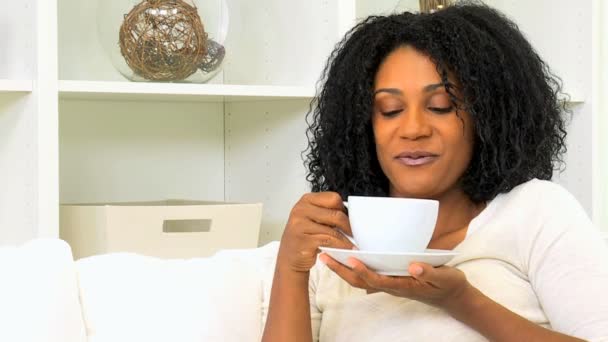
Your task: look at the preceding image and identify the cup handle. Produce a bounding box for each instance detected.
[337,201,357,248]
[337,228,358,249]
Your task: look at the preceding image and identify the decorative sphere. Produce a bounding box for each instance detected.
[97,0,229,83]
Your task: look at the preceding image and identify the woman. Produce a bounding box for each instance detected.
[262,3,608,342]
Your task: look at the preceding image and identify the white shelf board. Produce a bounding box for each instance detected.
[0,79,33,93]
[58,80,316,102]
[563,90,585,104]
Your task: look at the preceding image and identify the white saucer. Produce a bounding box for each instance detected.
[319,247,458,276]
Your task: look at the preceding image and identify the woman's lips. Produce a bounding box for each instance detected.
[396,155,438,166]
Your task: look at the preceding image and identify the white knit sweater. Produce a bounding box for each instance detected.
[306,179,608,341]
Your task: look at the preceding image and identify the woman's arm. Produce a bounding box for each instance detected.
[262,192,354,342]
[446,285,586,342]
[262,261,312,342]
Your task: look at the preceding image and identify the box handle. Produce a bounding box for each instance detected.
[162,219,212,233]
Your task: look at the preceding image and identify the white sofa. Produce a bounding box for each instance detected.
[0,239,279,342]
[2,236,608,342]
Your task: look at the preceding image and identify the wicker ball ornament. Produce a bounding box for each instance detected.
[418,0,452,13]
[119,0,224,82]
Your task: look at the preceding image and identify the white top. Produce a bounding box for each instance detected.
[308,179,608,341]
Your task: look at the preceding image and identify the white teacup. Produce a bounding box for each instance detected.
[345,196,438,253]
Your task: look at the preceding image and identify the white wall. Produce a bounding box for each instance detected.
[596,0,608,233]
[489,0,594,220]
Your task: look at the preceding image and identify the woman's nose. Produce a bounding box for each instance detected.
[398,107,432,140]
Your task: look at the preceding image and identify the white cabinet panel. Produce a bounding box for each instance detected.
[0,0,34,79]
[59,100,225,204]
[0,94,37,245]
[225,100,310,244]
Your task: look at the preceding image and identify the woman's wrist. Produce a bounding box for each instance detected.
[275,256,311,283]
[442,281,482,318]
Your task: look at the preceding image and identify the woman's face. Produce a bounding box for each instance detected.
[372,45,474,199]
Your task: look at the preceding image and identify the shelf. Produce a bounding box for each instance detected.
[0,79,33,93]
[58,81,316,102]
[563,92,585,104]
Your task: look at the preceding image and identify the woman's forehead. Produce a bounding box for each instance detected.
[374,47,460,93]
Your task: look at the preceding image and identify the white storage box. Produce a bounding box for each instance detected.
[60,200,263,259]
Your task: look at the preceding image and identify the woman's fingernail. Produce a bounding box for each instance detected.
[410,264,423,276]
[319,253,328,264]
[346,258,357,268]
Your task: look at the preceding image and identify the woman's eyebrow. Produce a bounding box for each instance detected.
[423,83,451,92]
[374,88,402,96]
[374,83,454,96]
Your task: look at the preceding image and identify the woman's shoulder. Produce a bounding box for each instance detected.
[472,178,592,242]
[467,179,603,276]
[495,178,583,216]
[488,178,595,242]
[502,178,572,201]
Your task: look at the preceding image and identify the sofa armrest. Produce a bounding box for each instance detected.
[0,239,87,342]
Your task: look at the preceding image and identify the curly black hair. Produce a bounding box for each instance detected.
[304,1,569,203]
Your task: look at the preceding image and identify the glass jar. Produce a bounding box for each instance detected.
[97,0,229,83]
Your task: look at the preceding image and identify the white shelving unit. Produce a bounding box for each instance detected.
[0,0,57,245]
[0,0,605,248]
[58,81,316,102]
[0,80,33,93]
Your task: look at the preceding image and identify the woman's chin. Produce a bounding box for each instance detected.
[390,182,442,199]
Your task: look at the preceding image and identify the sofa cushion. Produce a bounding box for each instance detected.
[214,241,280,331]
[76,248,265,342]
[0,239,87,342]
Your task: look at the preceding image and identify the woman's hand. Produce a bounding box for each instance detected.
[278,192,355,274]
[320,255,472,309]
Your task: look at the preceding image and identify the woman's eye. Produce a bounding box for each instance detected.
[428,106,453,114]
[380,109,403,117]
